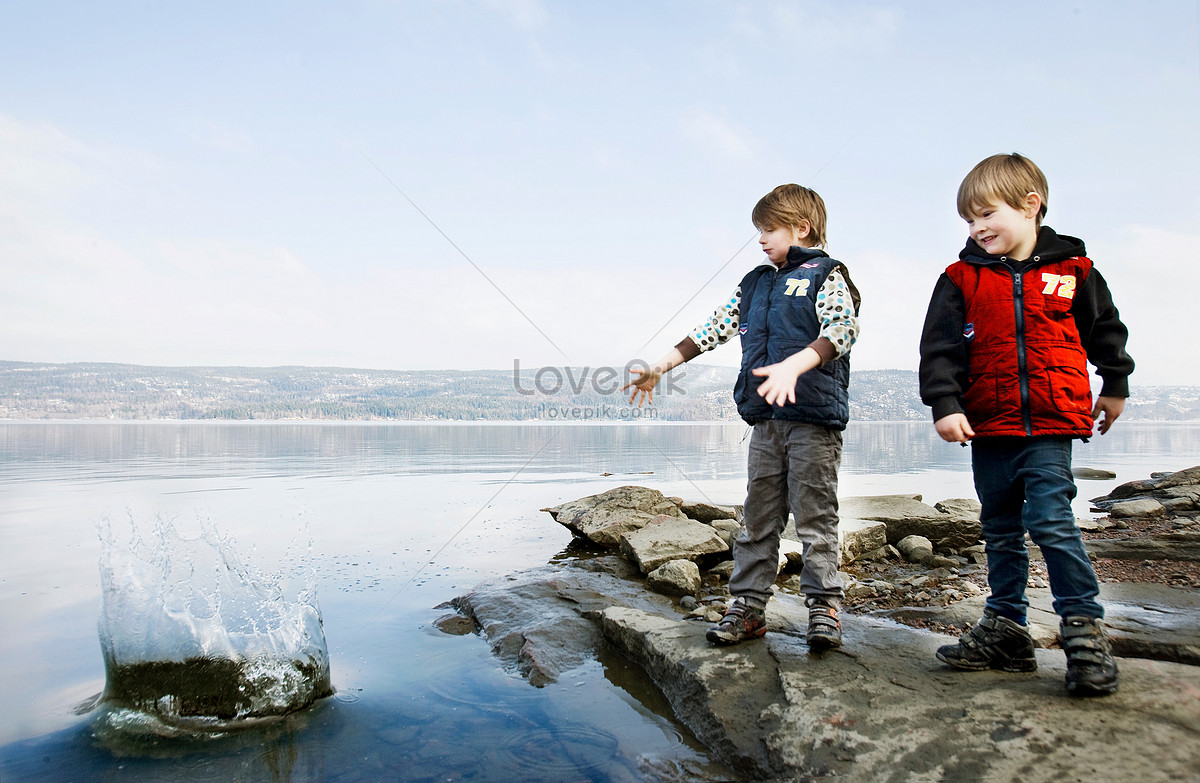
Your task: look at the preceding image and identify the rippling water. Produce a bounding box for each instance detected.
[1,421,1197,781]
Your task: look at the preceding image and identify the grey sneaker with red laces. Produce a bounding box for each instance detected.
[706,597,767,645]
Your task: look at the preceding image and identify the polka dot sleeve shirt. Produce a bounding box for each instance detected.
[677,268,860,363]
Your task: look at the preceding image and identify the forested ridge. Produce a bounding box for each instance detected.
[2,361,1197,422]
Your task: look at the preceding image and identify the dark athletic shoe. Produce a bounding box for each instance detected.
[706,597,767,645]
[936,610,1037,672]
[1061,616,1119,697]
[806,599,842,651]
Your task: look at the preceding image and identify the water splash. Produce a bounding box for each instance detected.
[92,513,332,736]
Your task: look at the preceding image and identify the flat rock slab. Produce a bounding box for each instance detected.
[1085,531,1200,561]
[449,560,1200,781]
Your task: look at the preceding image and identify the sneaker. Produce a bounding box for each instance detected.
[936,610,1037,672]
[1061,616,1119,697]
[706,597,766,645]
[806,599,842,651]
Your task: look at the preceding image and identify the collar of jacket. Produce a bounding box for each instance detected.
[779,245,830,272]
[959,225,1087,268]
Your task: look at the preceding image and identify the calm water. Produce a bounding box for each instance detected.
[1,421,1197,782]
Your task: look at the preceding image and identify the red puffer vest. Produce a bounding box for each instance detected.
[946,255,1095,437]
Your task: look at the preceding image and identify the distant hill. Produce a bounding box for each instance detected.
[0,361,1196,422]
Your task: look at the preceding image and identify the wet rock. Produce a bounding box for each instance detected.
[543,485,685,548]
[886,583,1200,666]
[452,557,664,686]
[434,613,477,635]
[620,514,729,574]
[453,561,1200,781]
[1074,466,1117,480]
[647,559,702,597]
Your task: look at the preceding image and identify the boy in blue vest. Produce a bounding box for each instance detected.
[624,184,861,650]
[919,153,1134,696]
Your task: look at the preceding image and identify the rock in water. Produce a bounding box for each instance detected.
[94,515,332,734]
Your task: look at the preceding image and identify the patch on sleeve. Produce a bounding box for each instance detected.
[963,323,975,342]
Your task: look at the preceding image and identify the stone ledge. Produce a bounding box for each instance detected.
[448,558,1200,782]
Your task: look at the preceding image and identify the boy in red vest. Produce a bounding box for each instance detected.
[919,153,1133,696]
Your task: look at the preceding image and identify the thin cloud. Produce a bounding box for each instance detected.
[480,0,548,31]
[679,107,757,161]
[188,120,256,154]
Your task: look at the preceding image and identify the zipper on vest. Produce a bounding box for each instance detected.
[1012,269,1033,435]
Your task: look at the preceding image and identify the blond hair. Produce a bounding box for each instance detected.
[957,153,1049,222]
[752,184,827,248]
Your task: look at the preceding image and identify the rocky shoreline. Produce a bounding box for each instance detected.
[436,467,1200,781]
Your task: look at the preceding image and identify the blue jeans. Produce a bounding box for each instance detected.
[971,437,1104,622]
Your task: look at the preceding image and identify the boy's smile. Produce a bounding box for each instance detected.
[758,224,810,266]
[964,197,1040,261]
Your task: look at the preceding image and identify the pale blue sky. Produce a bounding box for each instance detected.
[2,1,1198,384]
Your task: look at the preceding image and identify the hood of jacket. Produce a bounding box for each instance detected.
[959,226,1086,268]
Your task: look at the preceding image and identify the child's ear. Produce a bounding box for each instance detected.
[1023,192,1043,220]
[795,220,811,241]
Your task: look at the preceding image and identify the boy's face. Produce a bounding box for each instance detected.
[964,196,1040,260]
[758,223,810,266]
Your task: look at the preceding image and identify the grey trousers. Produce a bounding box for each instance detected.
[728,419,844,609]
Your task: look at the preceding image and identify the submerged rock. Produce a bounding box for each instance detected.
[95,516,332,732]
[1074,466,1118,480]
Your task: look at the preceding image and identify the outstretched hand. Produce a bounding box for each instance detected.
[622,367,662,407]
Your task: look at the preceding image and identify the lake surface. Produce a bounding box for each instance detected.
[2,421,1198,782]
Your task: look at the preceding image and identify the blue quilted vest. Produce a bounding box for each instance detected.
[733,247,851,429]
